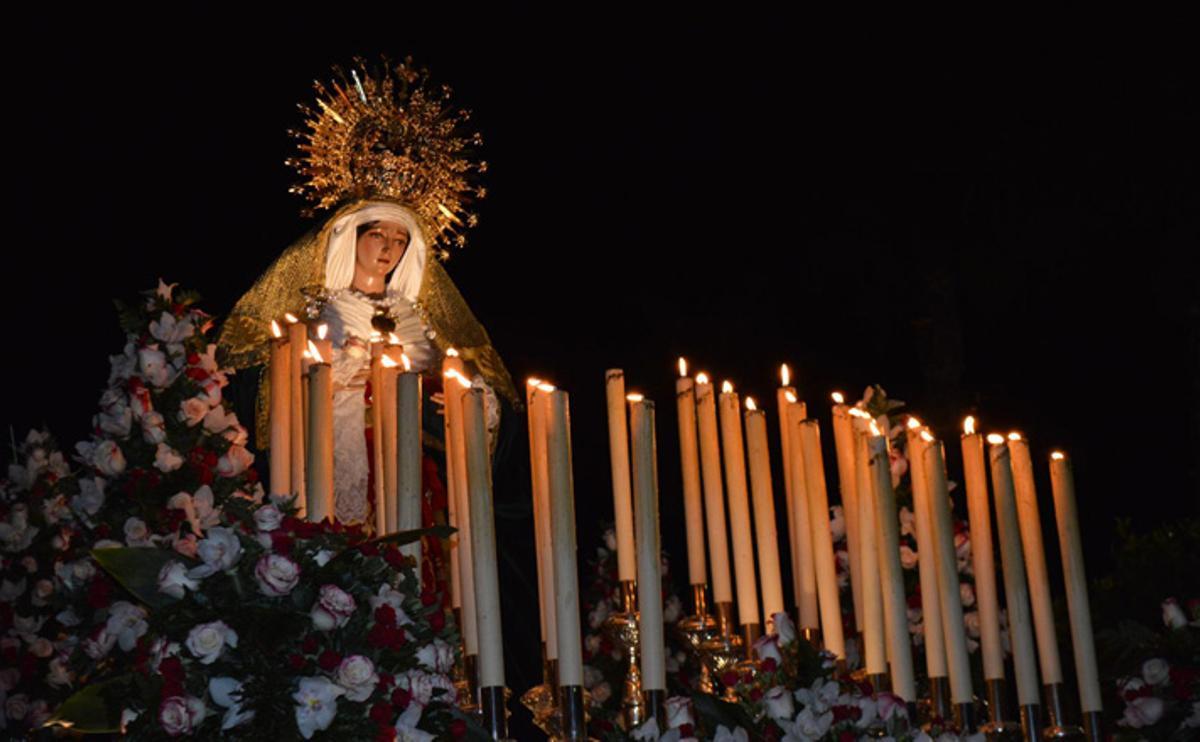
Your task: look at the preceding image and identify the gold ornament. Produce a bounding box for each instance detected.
[286,55,487,255]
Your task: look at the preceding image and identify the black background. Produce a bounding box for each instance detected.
[4,9,1198,725]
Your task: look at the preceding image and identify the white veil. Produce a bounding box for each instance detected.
[323,201,428,300]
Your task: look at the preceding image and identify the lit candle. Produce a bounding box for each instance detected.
[988,436,1040,706]
[868,428,916,701]
[960,418,1004,681]
[628,394,666,691]
[694,374,733,605]
[718,381,760,628]
[1007,432,1063,685]
[830,393,864,632]
[441,351,465,613]
[268,320,291,499]
[797,419,844,658]
[394,354,422,564]
[923,438,974,705]
[371,344,387,535]
[380,351,400,534]
[744,398,785,628]
[445,362,478,657]
[463,387,505,689]
[675,359,707,587]
[904,420,947,680]
[851,413,885,676]
[786,400,819,630]
[604,369,637,583]
[286,314,307,514]
[529,382,558,659]
[776,366,803,608]
[1049,452,1102,715]
[304,340,333,523]
[547,389,583,686]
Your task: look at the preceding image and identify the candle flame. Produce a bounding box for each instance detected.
[785,391,797,403]
[401,354,412,372]
[848,407,870,419]
[722,380,734,393]
[445,368,472,388]
[696,372,710,385]
[388,332,401,345]
[678,357,688,377]
[306,340,325,364]
[302,349,311,359]
[446,347,459,358]
[527,377,542,387]
[270,320,283,338]
[317,324,328,340]
[963,416,976,435]
[987,433,1006,445]
[920,430,935,443]
[869,420,882,436]
[745,397,757,411]
[1051,451,1066,461]
[369,330,382,343]
[284,312,299,323]
[626,393,644,403]
[831,391,845,404]
[781,363,791,387]
[907,416,922,429]
[537,383,556,393]
[381,355,399,368]
[1008,431,1022,441]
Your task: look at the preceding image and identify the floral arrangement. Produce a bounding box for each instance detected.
[0,282,468,739]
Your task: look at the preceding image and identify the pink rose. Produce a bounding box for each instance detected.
[93,440,126,476]
[665,696,694,729]
[754,634,783,665]
[311,585,356,630]
[179,398,208,427]
[159,696,206,736]
[217,446,254,478]
[1121,696,1165,729]
[255,554,301,597]
[1163,598,1187,629]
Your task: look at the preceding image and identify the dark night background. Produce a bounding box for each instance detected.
[5,10,1198,729]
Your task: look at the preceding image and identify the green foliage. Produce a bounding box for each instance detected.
[47,675,133,733]
[92,546,185,611]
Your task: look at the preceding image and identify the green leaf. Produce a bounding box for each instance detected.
[373,525,456,547]
[691,690,756,732]
[45,675,131,733]
[92,546,183,610]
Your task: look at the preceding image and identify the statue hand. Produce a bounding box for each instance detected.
[430,391,445,415]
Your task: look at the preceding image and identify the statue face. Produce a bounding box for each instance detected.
[355,220,410,283]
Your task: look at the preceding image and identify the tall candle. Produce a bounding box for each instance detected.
[744,400,785,627]
[604,370,637,582]
[1049,452,1102,714]
[445,365,478,655]
[797,419,844,658]
[529,383,558,658]
[1007,433,1063,685]
[268,324,291,498]
[776,367,802,606]
[547,389,583,686]
[304,342,333,523]
[718,382,760,627]
[960,419,1004,681]
[381,357,400,534]
[923,440,974,705]
[868,432,916,701]
[286,316,307,514]
[853,424,886,676]
[442,353,465,611]
[988,438,1040,706]
[371,348,388,535]
[694,375,733,604]
[629,395,666,691]
[675,360,707,586]
[395,356,422,563]
[831,397,864,632]
[463,387,505,688]
[905,422,947,679]
[786,401,819,630]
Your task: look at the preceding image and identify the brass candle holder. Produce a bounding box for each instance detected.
[676,585,718,694]
[602,580,644,731]
[698,601,743,703]
[460,654,480,713]
[520,647,558,737]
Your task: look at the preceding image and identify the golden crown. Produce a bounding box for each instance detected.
[286,56,486,256]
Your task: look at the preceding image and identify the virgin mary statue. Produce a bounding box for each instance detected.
[216,58,517,526]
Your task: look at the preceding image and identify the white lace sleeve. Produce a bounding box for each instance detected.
[330,343,369,388]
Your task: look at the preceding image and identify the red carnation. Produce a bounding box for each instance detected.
[839,732,856,742]
[760,657,777,673]
[375,725,397,742]
[375,605,397,627]
[289,654,306,671]
[384,548,407,570]
[391,688,412,709]
[721,671,738,688]
[429,609,445,632]
[317,649,342,672]
[749,687,763,702]
[370,701,393,724]
[301,635,319,654]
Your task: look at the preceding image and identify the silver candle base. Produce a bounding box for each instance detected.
[979,679,1023,740]
[1041,683,1085,740]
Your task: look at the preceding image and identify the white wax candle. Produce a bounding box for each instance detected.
[695,377,733,604]
[268,332,291,497]
[1049,453,1102,714]
[923,441,974,705]
[547,390,583,686]
[629,396,666,691]
[988,439,1041,705]
[446,367,478,655]
[395,368,422,568]
[676,372,707,586]
[529,384,557,658]
[797,420,844,658]
[381,363,399,534]
[854,429,886,675]
[605,370,637,582]
[786,401,819,630]
[442,356,465,611]
[305,361,333,523]
[868,433,916,701]
[905,426,947,679]
[463,387,505,688]
[371,351,388,536]
[1008,434,1063,684]
[718,384,760,627]
[961,427,1004,680]
[744,403,785,628]
[831,403,864,632]
[287,320,307,514]
[776,386,801,606]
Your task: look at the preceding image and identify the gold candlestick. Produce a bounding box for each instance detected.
[676,585,718,694]
[602,580,644,731]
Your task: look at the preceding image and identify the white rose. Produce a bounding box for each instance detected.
[159,695,206,736]
[252,552,298,597]
[335,655,379,702]
[188,527,243,579]
[141,411,167,444]
[311,584,356,631]
[762,685,795,720]
[32,578,55,606]
[829,505,846,541]
[664,695,694,729]
[158,561,200,599]
[108,344,137,384]
[1163,598,1188,629]
[71,476,107,517]
[415,638,455,674]
[900,545,919,569]
[154,443,184,473]
[29,637,54,658]
[106,601,149,652]
[124,517,153,546]
[93,440,126,476]
[899,506,916,537]
[42,494,72,525]
[1142,658,1170,686]
[960,582,976,608]
[294,677,345,739]
[6,693,31,722]
[218,446,254,478]
[179,397,209,427]
[138,345,173,388]
[772,611,797,645]
[591,681,612,704]
[98,405,133,437]
[713,725,750,742]
[964,610,982,639]
[187,620,238,665]
[753,634,783,665]
[252,505,283,532]
[203,406,239,436]
[603,529,617,552]
[588,600,610,630]
[663,594,683,624]
[46,657,73,688]
[1120,696,1165,729]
